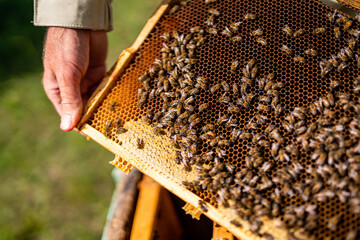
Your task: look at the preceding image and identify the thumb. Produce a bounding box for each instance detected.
[58,69,84,132]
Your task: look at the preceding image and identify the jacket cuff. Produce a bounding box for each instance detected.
[34,0,113,31]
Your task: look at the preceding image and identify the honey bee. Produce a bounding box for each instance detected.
[327,214,342,231]
[244,13,257,20]
[221,81,230,91]
[280,45,293,56]
[314,27,326,34]
[334,27,341,38]
[229,21,242,32]
[293,56,306,64]
[239,131,252,140]
[208,8,220,16]
[293,28,305,37]
[218,96,231,104]
[345,229,358,240]
[260,162,272,174]
[343,20,353,31]
[138,72,149,82]
[256,37,267,46]
[110,102,116,111]
[282,24,293,36]
[304,48,317,56]
[201,124,214,132]
[251,66,259,78]
[117,127,127,134]
[169,4,180,14]
[205,15,215,27]
[198,103,209,112]
[337,62,348,72]
[207,27,218,35]
[105,121,113,136]
[232,35,243,42]
[190,26,202,33]
[230,220,242,227]
[349,29,360,38]
[326,11,336,22]
[221,26,232,37]
[198,200,208,212]
[257,104,270,112]
[231,60,239,73]
[251,28,263,36]
[210,83,221,94]
[228,105,240,113]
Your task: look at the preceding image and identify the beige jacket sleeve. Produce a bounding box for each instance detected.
[34,0,113,31]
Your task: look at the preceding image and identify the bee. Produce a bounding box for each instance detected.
[198,103,209,112]
[293,29,305,37]
[327,214,342,231]
[205,15,215,26]
[208,8,220,16]
[232,35,242,42]
[282,24,293,36]
[251,66,259,78]
[337,62,348,72]
[256,37,267,46]
[344,20,353,31]
[210,83,221,94]
[169,5,180,14]
[230,220,242,227]
[117,127,127,134]
[314,27,326,34]
[244,13,257,20]
[221,26,232,37]
[257,104,270,112]
[205,0,217,3]
[280,45,293,55]
[142,80,150,91]
[232,83,239,95]
[110,102,116,111]
[231,60,239,73]
[345,229,358,240]
[327,11,336,22]
[184,96,195,105]
[201,124,214,132]
[190,26,202,33]
[198,200,208,212]
[207,27,218,35]
[218,96,230,104]
[228,105,240,113]
[251,28,263,36]
[138,72,149,82]
[293,56,306,64]
[336,15,348,23]
[255,113,268,125]
[105,121,113,137]
[333,27,341,39]
[239,131,252,140]
[304,48,317,56]
[229,21,242,32]
[221,81,230,91]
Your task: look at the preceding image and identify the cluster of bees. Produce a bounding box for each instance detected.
[118,1,360,239]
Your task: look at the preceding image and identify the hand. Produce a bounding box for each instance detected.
[42,27,108,131]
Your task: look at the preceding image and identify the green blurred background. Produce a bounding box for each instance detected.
[0,0,160,239]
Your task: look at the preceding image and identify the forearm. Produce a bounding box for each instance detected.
[34,0,113,31]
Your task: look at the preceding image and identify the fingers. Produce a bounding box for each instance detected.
[43,70,63,116]
[43,27,91,132]
[57,69,84,132]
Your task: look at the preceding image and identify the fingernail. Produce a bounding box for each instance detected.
[60,115,73,131]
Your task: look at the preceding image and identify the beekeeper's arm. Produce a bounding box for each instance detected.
[34,0,112,132]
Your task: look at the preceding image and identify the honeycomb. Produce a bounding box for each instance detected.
[84,0,360,239]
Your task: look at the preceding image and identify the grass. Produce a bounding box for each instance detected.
[0,0,161,239]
